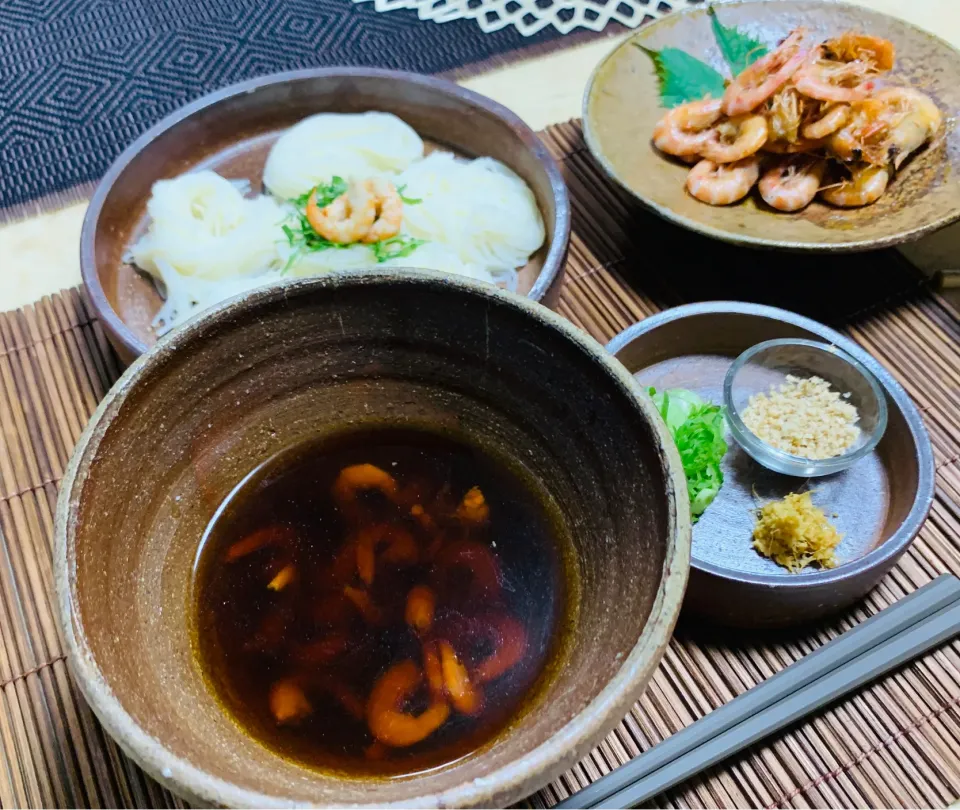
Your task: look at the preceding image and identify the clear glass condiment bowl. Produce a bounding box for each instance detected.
[723,338,889,477]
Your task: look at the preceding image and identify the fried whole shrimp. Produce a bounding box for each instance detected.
[793,34,888,104]
[823,32,895,71]
[433,612,529,686]
[333,463,400,522]
[267,564,296,592]
[472,613,529,684]
[723,28,808,116]
[652,99,723,157]
[355,523,418,585]
[226,527,299,594]
[828,98,890,163]
[334,463,399,500]
[438,641,483,715]
[876,87,942,169]
[759,157,827,212]
[405,585,436,633]
[765,86,804,144]
[306,180,377,244]
[366,660,451,747]
[802,103,851,140]
[360,178,403,243]
[343,585,383,625]
[701,115,768,163]
[794,59,879,104]
[819,163,890,207]
[455,486,490,524]
[829,87,941,168]
[269,678,312,725]
[269,674,366,725]
[685,157,761,205]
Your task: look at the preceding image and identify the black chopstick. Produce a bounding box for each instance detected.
[557,574,960,809]
[595,596,960,808]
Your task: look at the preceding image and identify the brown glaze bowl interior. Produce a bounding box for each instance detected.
[80,69,571,364]
[584,0,960,252]
[608,301,934,628]
[56,272,689,808]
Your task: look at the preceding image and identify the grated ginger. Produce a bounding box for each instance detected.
[752,491,842,573]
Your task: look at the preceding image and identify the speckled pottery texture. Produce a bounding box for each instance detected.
[584,0,960,252]
[80,68,571,365]
[54,271,690,808]
[608,301,934,629]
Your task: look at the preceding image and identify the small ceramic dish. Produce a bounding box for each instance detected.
[724,338,889,477]
[608,301,934,628]
[80,68,570,364]
[55,270,689,808]
[583,0,960,252]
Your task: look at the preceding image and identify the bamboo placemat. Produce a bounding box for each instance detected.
[2,120,960,808]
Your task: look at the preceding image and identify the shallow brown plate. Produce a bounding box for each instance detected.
[584,0,960,252]
[608,301,934,628]
[80,68,570,364]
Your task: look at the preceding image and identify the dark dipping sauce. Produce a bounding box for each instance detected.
[193,427,569,776]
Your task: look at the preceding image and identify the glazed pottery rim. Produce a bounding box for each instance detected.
[55,269,691,809]
[606,299,935,590]
[581,0,960,253]
[79,66,572,361]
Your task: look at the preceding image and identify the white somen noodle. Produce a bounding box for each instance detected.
[129,112,544,335]
[150,259,280,336]
[398,152,545,272]
[129,171,284,281]
[263,112,424,200]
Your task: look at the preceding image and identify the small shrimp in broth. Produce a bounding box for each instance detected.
[193,428,569,775]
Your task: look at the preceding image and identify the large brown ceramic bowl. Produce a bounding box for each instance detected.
[55,271,690,808]
[80,68,571,365]
[584,0,960,252]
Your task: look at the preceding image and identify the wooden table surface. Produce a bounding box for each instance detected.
[0,0,957,313]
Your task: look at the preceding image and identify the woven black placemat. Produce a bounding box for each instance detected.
[0,0,620,221]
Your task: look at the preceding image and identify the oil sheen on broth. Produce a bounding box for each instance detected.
[193,427,567,775]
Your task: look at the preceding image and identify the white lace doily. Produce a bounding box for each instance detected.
[352,0,707,37]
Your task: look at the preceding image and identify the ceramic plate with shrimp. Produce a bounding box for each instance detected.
[583,0,960,251]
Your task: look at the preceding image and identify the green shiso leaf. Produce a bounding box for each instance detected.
[636,44,726,108]
[708,6,769,77]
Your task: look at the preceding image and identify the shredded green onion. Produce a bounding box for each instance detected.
[397,184,423,205]
[650,387,728,520]
[371,236,427,263]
